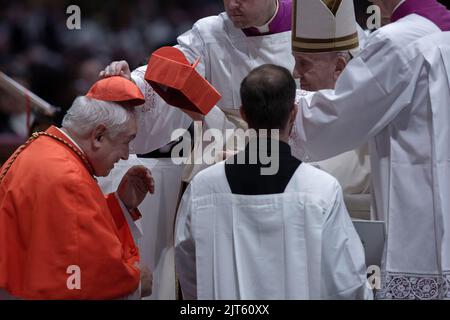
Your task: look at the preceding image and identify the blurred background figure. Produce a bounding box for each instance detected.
[0,0,223,112]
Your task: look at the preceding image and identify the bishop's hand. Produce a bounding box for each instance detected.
[118,165,155,210]
[99,60,133,82]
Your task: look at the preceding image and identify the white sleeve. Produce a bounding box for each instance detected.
[204,107,238,136]
[129,23,235,155]
[113,192,143,248]
[291,32,418,161]
[113,193,143,300]
[356,24,370,51]
[174,183,197,300]
[176,23,207,78]
[129,66,192,155]
[130,66,236,156]
[177,24,238,137]
[129,23,206,155]
[320,182,373,300]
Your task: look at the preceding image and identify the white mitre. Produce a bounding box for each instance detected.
[292,0,359,54]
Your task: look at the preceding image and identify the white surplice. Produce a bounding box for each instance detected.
[175,161,372,300]
[290,12,450,299]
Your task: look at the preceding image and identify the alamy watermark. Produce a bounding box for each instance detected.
[66,265,81,290]
[366,5,382,30]
[65,4,383,31]
[366,265,381,290]
[66,5,81,30]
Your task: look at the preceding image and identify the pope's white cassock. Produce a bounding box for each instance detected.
[289,8,450,299]
[175,161,372,300]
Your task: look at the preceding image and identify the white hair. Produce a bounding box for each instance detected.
[62,96,136,138]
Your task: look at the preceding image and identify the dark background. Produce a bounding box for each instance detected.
[0,0,223,121]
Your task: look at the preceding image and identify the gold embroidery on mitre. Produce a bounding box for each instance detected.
[321,0,342,16]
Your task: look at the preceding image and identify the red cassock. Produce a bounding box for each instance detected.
[0,126,140,299]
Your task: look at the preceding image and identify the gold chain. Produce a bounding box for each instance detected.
[0,132,94,182]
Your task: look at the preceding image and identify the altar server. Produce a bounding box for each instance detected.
[175,64,372,300]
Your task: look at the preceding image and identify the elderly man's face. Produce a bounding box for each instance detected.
[292,52,346,91]
[88,117,137,177]
[224,0,276,29]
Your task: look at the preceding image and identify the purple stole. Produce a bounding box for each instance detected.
[242,0,292,37]
[391,0,450,31]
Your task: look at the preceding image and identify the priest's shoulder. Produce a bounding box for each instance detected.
[367,14,440,53]
[190,12,231,42]
[189,161,228,194]
[412,30,450,57]
[291,163,342,198]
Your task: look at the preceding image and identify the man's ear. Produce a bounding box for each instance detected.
[333,56,347,82]
[91,124,107,149]
[288,104,298,135]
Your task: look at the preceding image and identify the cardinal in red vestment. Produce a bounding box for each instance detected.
[0,77,154,299]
